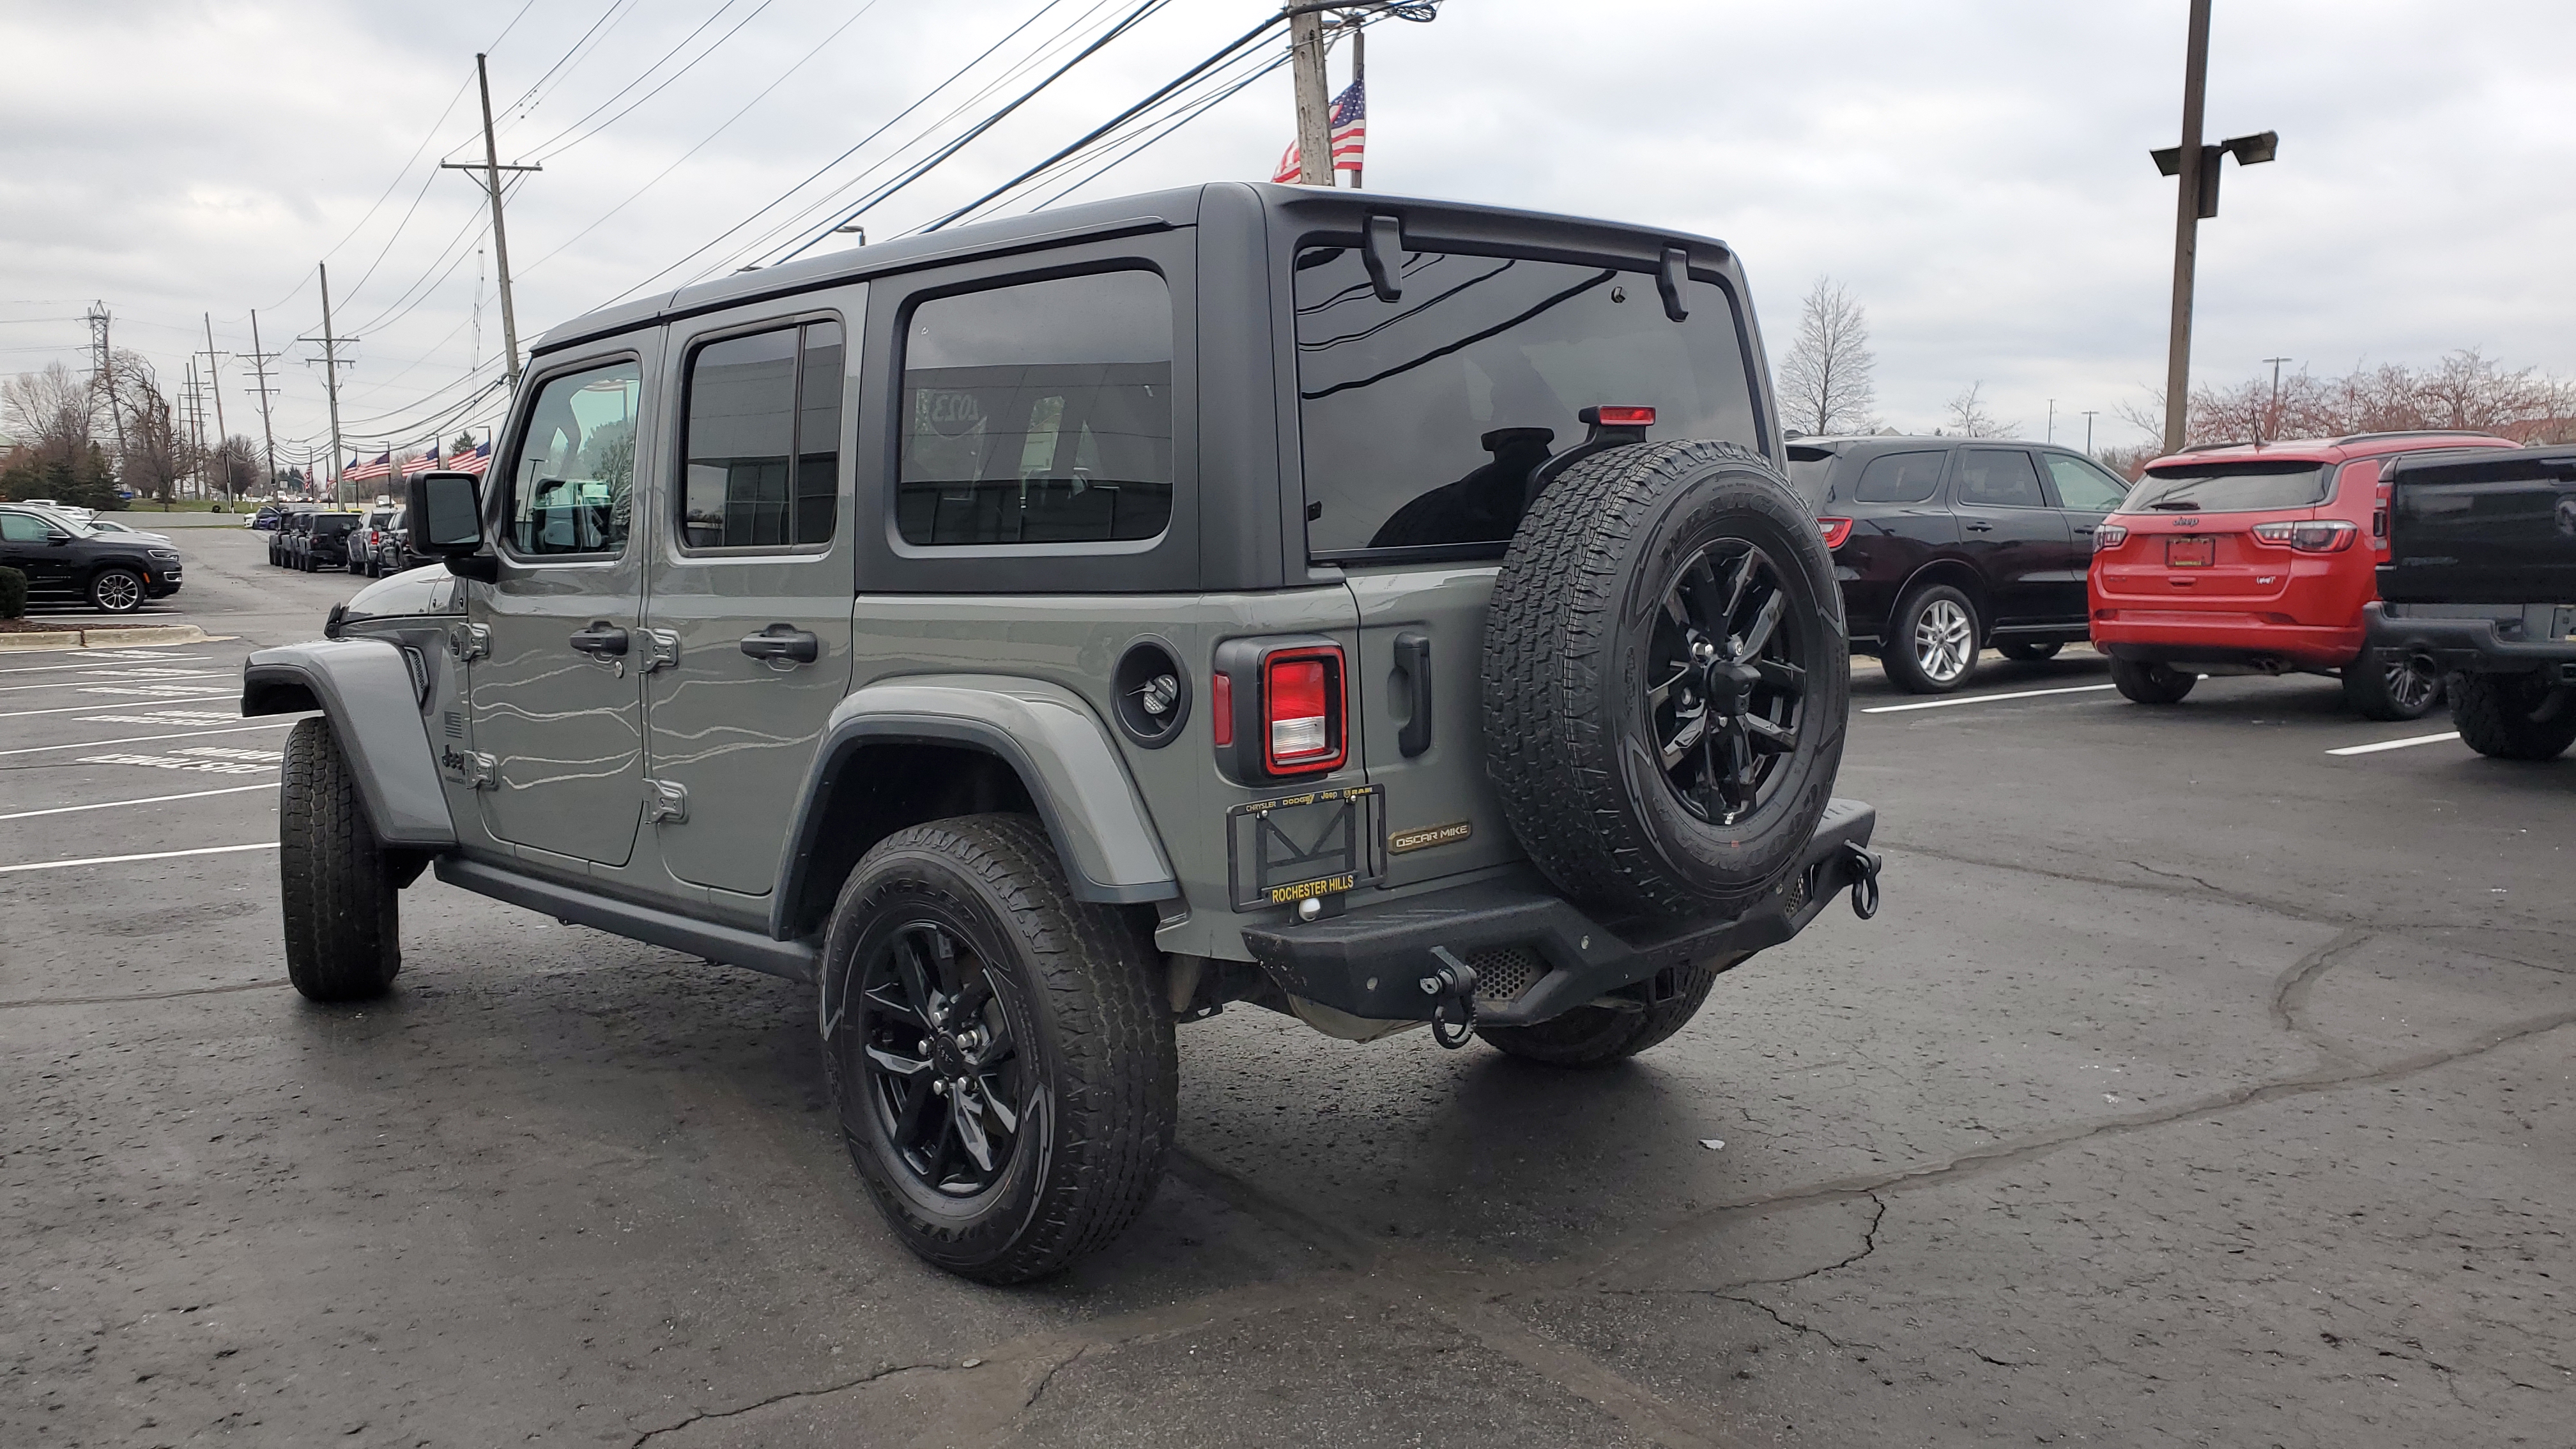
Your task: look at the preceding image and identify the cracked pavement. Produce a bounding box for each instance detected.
[3,534,2572,1446]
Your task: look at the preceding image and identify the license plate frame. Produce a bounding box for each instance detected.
[2166,535,2215,568]
[1227,785,1386,910]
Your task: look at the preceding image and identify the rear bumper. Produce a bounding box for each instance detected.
[2366,602,2576,677]
[2091,611,2359,670]
[1239,798,1876,1028]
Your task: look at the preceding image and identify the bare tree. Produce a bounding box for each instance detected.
[2,361,97,469]
[1775,278,1878,436]
[2136,349,2576,451]
[1943,381,2018,438]
[211,434,263,498]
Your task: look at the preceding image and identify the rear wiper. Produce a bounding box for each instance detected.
[2148,498,2204,510]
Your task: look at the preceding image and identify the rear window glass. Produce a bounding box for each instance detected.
[1854,449,1944,503]
[1786,446,1836,507]
[1294,247,1758,557]
[313,515,359,534]
[2128,460,2329,513]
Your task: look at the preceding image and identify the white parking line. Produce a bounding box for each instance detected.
[0,842,279,875]
[0,654,213,676]
[0,670,221,693]
[2327,732,2462,757]
[1864,683,2119,714]
[0,720,295,758]
[0,783,273,822]
[0,693,239,722]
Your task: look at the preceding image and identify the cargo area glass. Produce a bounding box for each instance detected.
[2127,460,2329,513]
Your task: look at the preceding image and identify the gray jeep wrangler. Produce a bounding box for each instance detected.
[243,183,1880,1282]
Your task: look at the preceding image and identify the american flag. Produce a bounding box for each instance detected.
[448,441,493,477]
[347,451,391,481]
[1271,79,1367,182]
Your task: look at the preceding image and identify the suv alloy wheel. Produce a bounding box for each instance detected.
[1884,583,1980,693]
[88,567,145,613]
[2342,652,2442,722]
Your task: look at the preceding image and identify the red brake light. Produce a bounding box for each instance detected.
[1262,647,1345,774]
[2251,519,2357,553]
[1211,672,1233,747]
[1590,404,1656,427]
[2094,523,2128,548]
[1818,517,1853,550]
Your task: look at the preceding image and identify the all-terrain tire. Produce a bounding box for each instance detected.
[1477,960,1722,1067]
[1881,583,1982,693]
[2449,671,2576,760]
[279,717,401,1000]
[819,814,1176,1284]
[2110,657,2196,705]
[2342,652,2442,722]
[1483,440,1849,921]
[1997,640,2063,663]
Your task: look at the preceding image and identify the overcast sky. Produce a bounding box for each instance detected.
[4,0,2572,463]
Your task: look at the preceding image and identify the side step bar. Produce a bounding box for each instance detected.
[434,856,820,984]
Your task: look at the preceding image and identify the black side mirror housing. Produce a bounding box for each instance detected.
[409,470,498,581]
[46,531,72,545]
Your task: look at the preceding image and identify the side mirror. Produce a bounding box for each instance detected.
[46,530,72,545]
[409,470,498,583]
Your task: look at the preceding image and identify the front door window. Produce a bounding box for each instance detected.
[502,360,641,558]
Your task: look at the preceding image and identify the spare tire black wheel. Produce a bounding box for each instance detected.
[1484,440,1849,921]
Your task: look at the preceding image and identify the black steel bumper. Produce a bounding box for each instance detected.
[2365,602,2576,678]
[1240,798,1878,1028]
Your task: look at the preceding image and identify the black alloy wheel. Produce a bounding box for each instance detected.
[1648,540,1807,825]
[2343,652,2441,722]
[857,920,1028,1200]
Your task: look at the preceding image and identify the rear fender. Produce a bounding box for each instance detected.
[772,675,1181,940]
[241,639,456,849]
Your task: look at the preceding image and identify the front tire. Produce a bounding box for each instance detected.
[279,718,401,1001]
[88,567,145,613]
[1882,583,1981,693]
[819,815,1176,1284]
[2343,652,2442,722]
[2450,672,2576,760]
[1478,960,1722,1067]
[2111,657,2196,705]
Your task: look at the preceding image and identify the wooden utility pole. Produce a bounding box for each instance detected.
[1288,8,1332,186]
[1347,22,1364,189]
[199,312,230,497]
[2161,0,2212,456]
[247,309,280,492]
[440,54,540,387]
[309,263,350,503]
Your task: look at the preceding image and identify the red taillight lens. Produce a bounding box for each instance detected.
[2094,523,2129,548]
[1211,672,1233,747]
[2251,519,2357,552]
[1818,517,1853,549]
[1261,648,1344,773]
[1590,404,1656,427]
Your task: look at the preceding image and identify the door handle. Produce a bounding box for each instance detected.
[569,622,630,657]
[1394,631,1433,758]
[1963,521,1995,533]
[2073,526,2096,535]
[740,623,820,666]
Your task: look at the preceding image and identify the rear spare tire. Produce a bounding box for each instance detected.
[1483,440,1848,921]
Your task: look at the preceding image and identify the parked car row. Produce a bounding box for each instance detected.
[1796,428,2520,723]
[258,503,415,574]
[0,502,183,612]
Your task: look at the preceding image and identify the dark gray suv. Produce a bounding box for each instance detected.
[244,183,1881,1282]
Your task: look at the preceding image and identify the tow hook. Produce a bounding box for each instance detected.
[1842,841,1883,921]
[1422,946,1479,1050]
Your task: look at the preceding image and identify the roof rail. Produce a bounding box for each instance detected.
[2330,429,2499,446]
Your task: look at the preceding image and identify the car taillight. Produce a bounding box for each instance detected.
[2251,519,2357,552]
[1264,650,1344,772]
[1211,673,1233,747]
[2094,523,2128,548]
[1818,517,1853,549]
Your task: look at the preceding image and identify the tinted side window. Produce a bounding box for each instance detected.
[0,510,48,542]
[897,270,1172,548]
[502,359,642,557]
[1956,448,2045,508]
[1853,450,1944,503]
[2043,454,2129,512]
[681,319,842,550]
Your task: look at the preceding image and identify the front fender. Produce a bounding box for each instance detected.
[772,675,1180,939]
[241,639,457,850]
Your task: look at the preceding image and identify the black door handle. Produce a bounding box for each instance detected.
[1394,631,1433,757]
[2074,526,2096,534]
[740,624,820,664]
[1963,521,1994,533]
[569,622,630,657]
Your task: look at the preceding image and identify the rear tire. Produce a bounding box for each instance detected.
[2342,652,2442,722]
[1478,961,1722,1067]
[2111,657,2196,705]
[2450,671,2576,760]
[1997,640,2063,663]
[1881,583,1981,693]
[819,814,1175,1284]
[279,717,401,1001]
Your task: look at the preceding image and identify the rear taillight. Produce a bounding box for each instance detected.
[1818,517,1853,549]
[2251,519,2357,552]
[1211,673,1234,747]
[1213,638,1347,780]
[2094,523,2129,548]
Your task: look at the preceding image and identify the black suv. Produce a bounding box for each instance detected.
[294,511,366,572]
[0,503,184,612]
[1788,435,2133,691]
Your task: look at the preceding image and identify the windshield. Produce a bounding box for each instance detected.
[1294,246,1758,557]
[2127,459,2329,513]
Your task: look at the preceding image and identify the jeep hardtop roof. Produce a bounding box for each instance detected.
[530,182,1750,360]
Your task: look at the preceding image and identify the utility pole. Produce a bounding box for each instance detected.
[1347,20,1365,189]
[86,301,130,475]
[1287,8,1333,186]
[199,312,231,499]
[2262,354,2290,441]
[442,54,540,387]
[2159,0,2211,457]
[2082,410,2099,457]
[2046,398,2056,443]
[300,263,355,505]
[247,309,281,493]
[472,245,486,373]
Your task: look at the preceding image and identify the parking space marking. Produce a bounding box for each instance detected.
[0,841,278,875]
[80,753,273,774]
[0,784,273,822]
[0,671,221,694]
[0,654,213,676]
[0,693,238,722]
[2327,731,2462,756]
[0,720,295,758]
[1863,683,2119,714]
[77,710,240,725]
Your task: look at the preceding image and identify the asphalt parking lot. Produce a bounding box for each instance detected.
[3,523,2569,1447]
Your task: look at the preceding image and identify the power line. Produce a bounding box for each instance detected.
[519,0,772,162]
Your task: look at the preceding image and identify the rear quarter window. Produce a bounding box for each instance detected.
[1853,449,1945,503]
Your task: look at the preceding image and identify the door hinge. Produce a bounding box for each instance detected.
[641,628,681,673]
[463,751,498,790]
[448,623,491,661]
[645,778,689,824]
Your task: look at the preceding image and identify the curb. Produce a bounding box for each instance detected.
[0,624,220,653]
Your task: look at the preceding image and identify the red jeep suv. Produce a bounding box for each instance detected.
[2089,431,2516,718]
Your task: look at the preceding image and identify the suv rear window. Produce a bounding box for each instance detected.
[1294,247,1758,558]
[2126,459,2329,513]
[313,515,359,534]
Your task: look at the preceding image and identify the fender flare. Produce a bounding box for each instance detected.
[240,639,457,850]
[771,674,1180,940]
